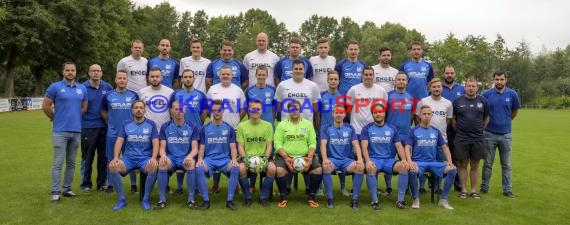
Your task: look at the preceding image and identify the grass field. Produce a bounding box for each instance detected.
[0,110,568,225]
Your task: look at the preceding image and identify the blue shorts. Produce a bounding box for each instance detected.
[204,158,232,177]
[329,158,354,173]
[168,155,186,172]
[370,158,397,175]
[122,156,151,174]
[106,136,125,161]
[416,161,447,178]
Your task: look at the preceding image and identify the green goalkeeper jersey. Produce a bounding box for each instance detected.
[237,119,274,156]
[274,117,316,157]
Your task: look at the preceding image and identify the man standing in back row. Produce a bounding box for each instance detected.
[399,41,434,101]
[481,71,520,198]
[117,40,148,94]
[244,32,280,88]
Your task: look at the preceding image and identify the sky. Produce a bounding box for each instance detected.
[134,0,569,54]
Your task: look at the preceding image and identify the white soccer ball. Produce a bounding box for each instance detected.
[248,156,265,173]
[292,156,306,173]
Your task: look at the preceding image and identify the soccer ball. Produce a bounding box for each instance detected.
[292,156,306,173]
[247,156,266,173]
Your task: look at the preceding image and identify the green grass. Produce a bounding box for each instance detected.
[0,110,568,224]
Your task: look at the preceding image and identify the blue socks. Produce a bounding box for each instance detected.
[227,167,239,202]
[239,177,252,200]
[110,172,125,200]
[366,174,378,203]
[352,173,364,200]
[143,172,156,201]
[260,176,274,200]
[409,171,419,199]
[157,169,168,202]
[323,173,333,199]
[195,166,209,201]
[186,169,196,202]
[397,173,409,202]
[441,169,457,199]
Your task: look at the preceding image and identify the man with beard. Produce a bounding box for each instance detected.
[43,62,88,202]
[452,77,489,200]
[480,72,520,198]
[138,67,175,131]
[441,65,464,191]
[147,39,180,89]
[373,47,398,92]
[399,41,434,102]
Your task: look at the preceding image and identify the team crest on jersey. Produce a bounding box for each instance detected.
[143,128,150,134]
[126,97,132,102]
[385,130,391,136]
[300,128,307,135]
[343,131,349,138]
[356,67,363,73]
[456,92,461,96]
[222,129,228,136]
[265,92,271,98]
[183,130,189,136]
[430,133,436,139]
[477,102,483,108]
[76,89,83,94]
[60,89,66,93]
[165,64,171,70]
[421,67,427,72]
[505,97,510,102]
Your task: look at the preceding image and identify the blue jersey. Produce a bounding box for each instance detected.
[274,57,313,82]
[82,80,113,128]
[320,123,357,160]
[335,59,366,94]
[361,123,400,159]
[147,57,180,88]
[206,58,248,87]
[118,118,159,160]
[482,87,520,134]
[45,80,88,132]
[200,122,236,161]
[101,90,139,137]
[171,88,207,127]
[406,125,446,162]
[399,59,434,99]
[386,90,414,138]
[319,90,341,127]
[160,121,200,160]
[245,85,276,124]
[442,83,465,103]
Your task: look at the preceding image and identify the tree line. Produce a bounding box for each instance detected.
[1,1,569,108]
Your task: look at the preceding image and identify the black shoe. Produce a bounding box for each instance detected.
[503,191,515,198]
[286,188,291,196]
[131,185,138,194]
[419,188,427,194]
[105,186,114,193]
[174,188,183,195]
[201,201,210,210]
[244,199,252,207]
[153,201,167,210]
[351,200,359,210]
[326,199,335,209]
[371,201,381,210]
[62,191,77,197]
[480,188,488,194]
[386,188,393,195]
[396,201,406,209]
[187,201,198,209]
[260,199,270,208]
[226,201,237,211]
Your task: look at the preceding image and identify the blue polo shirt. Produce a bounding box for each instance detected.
[147,57,180,88]
[82,80,113,128]
[245,84,276,124]
[274,56,313,82]
[406,125,446,162]
[442,83,465,102]
[45,80,88,133]
[206,58,248,87]
[335,59,366,95]
[482,87,520,134]
[399,59,434,99]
